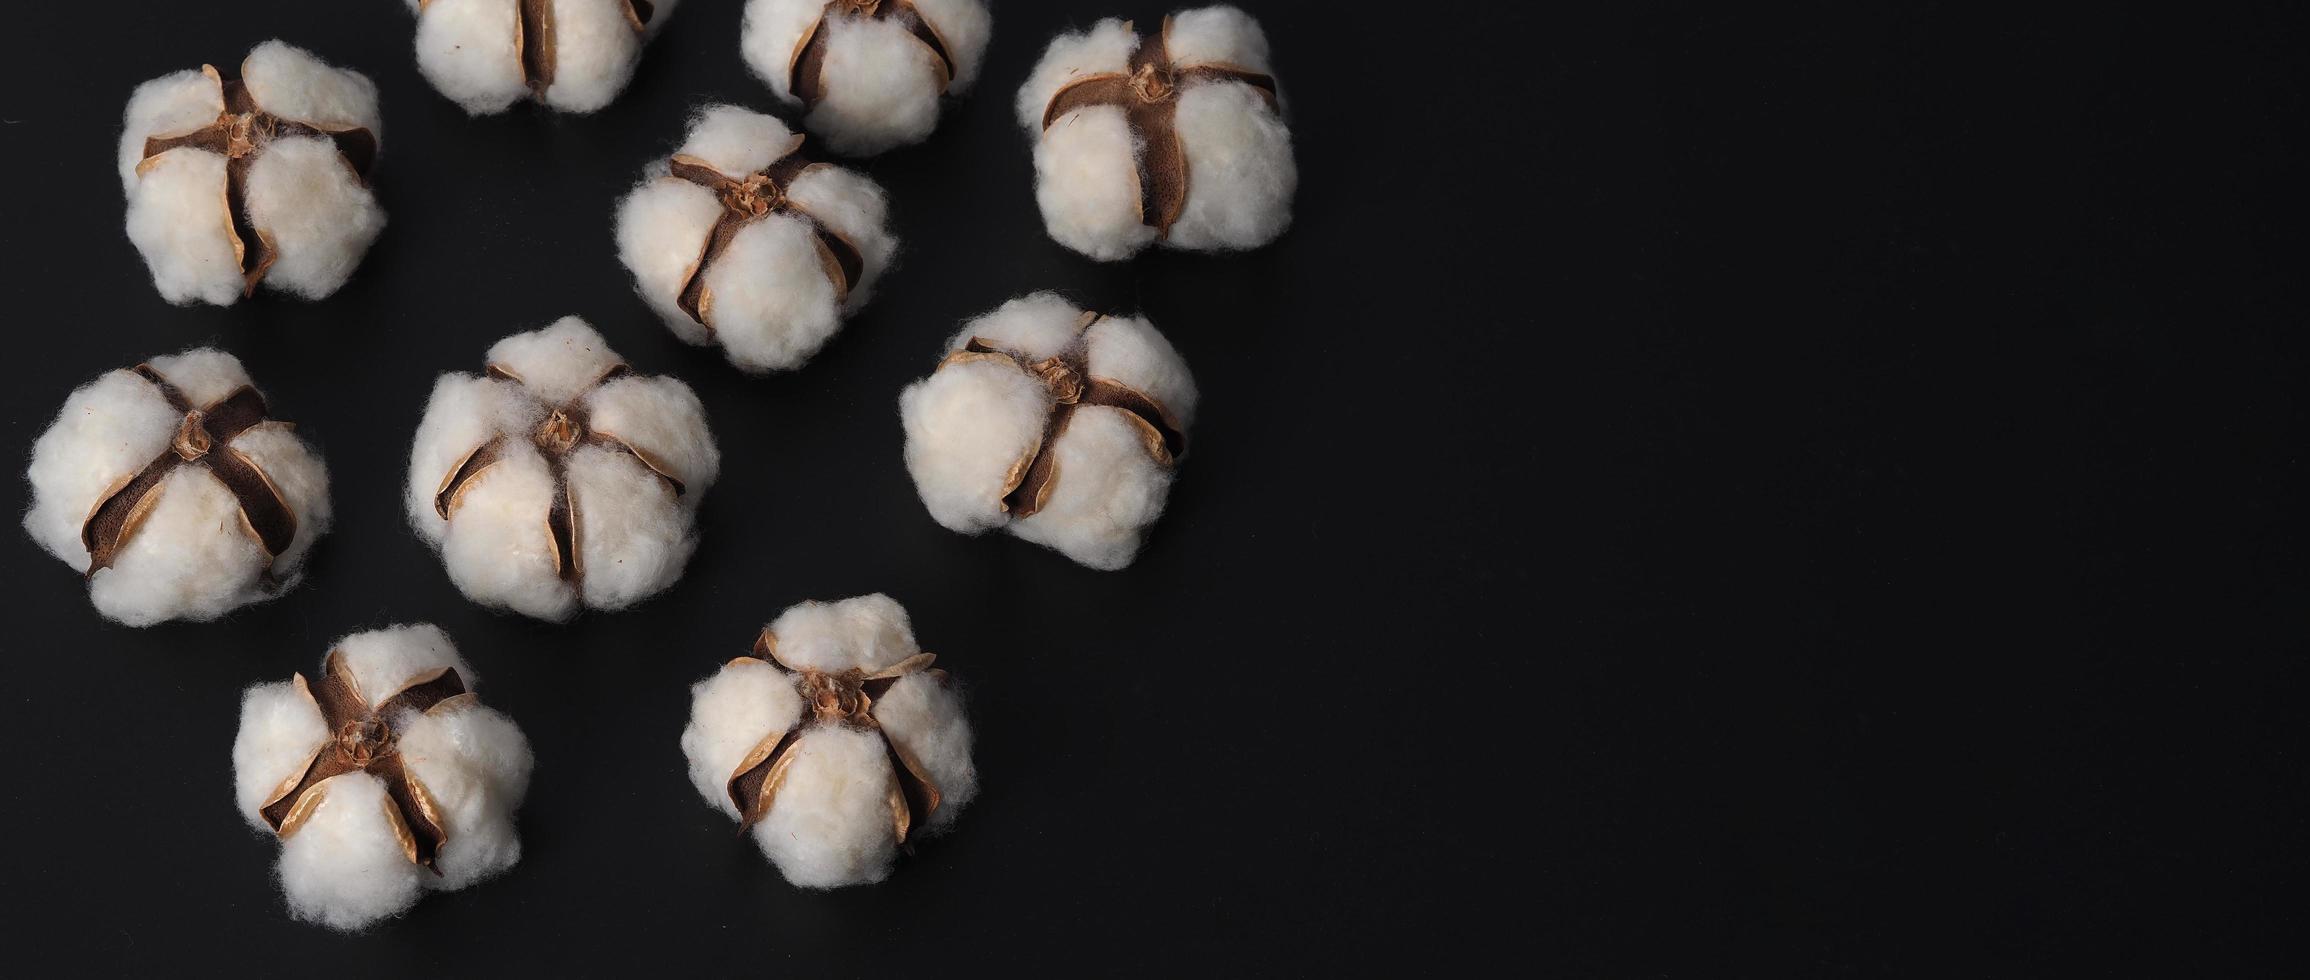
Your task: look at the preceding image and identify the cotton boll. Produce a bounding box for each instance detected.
[398,704,532,890]
[241,136,389,300]
[898,357,1050,533]
[681,593,977,887]
[337,622,475,707]
[872,671,977,831]
[21,370,181,568]
[242,38,386,137]
[406,375,542,541]
[232,680,329,831]
[117,69,223,191]
[754,727,902,888]
[407,0,671,115]
[741,0,993,155]
[122,150,244,306]
[92,469,272,626]
[120,42,384,304]
[409,317,718,619]
[897,295,1195,569]
[438,444,576,621]
[613,105,898,372]
[566,445,694,610]
[766,593,919,672]
[1018,7,1294,260]
[277,772,428,930]
[1009,408,1176,570]
[681,658,805,818]
[1030,107,1157,262]
[22,351,332,624]
[237,625,533,929]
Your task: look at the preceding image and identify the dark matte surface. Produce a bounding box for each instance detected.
[1,1,2299,973]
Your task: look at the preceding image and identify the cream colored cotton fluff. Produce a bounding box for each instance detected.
[741,0,992,155]
[404,0,679,114]
[614,105,897,372]
[22,349,332,626]
[406,316,719,620]
[681,593,977,888]
[233,624,533,930]
[898,293,1195,570]
[1017,6,1293,260]
[120,40,384,304]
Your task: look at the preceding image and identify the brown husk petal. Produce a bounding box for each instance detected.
[257,650,472,873]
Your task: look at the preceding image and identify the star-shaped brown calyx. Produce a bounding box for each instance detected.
[724,629,948,845]
[665,137,864,329]
[788,0,957,107]
[934,311,1189,518]
[81,365,299,581]
[1039,16,1279,238]
[137,65,378,296]
[257,650,473,872]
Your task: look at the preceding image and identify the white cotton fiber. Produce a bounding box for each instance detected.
[22,349,332,626]
[898,293,1197,570]
[741,0,992,156]
[408,0,678,114]
[120,40,385,305]
[680,593,978,888]
[406,316,719,620]
[615,105,897,373]
[231,624,533,931]
[1017,6,1294,260]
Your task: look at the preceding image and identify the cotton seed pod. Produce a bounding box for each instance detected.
[404,0,678,115]
[21,349,332,626]
[898,292,1195,570]
[233,625,533,931]
[119,40,384,305]
[682,594,977,888]
[406,316,720,621]
[1016,6,1294,261]
[615,105,897,372]
[741,0,993,156]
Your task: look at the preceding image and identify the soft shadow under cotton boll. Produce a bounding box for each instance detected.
[681,594,979,888]
[406,316,718,620]
[898,293,1197,570]
[22,349,331,625]
[231,624,533,931]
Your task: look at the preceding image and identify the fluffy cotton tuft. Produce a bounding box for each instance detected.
[406,316,718,620]
[741,0,993,155]
[409,0,679,114]
[231,624,533,931]
[898,293,1196,569]
[615,105,898,372]
[680,593,978,888]
[120,40,384,304]
[1017,6,1294,260]
[22,349,332,625]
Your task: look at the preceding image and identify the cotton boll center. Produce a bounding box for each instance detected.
[719,174,784,218]
[333,716,396,767]
[798,668,875,725]
[173,411,214,460]
[1026,355,1084,404]
[1129,63,1177,104]
[535,406,587,455]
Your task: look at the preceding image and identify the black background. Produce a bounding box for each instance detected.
[1,1,2301,974]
